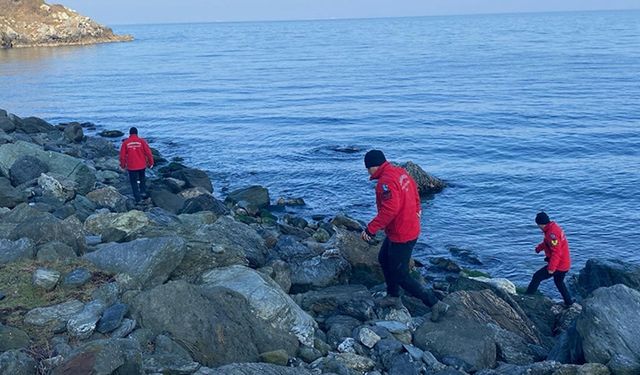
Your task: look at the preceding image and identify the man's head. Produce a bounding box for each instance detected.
[364,149,386,175]
[129,127,138,135]
[535,211,550,230]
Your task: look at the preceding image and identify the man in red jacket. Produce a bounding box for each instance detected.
[526,212,574,306]
[360,150,446,319]
[119,127,154,203]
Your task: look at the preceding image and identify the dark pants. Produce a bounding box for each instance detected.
[526,265,573,305]
[378,238,438,307]
[128,169,147,202]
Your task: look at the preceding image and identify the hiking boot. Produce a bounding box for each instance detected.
[430,301,450,322]
[375,295,403,309]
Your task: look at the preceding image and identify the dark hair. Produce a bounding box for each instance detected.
[129,127,138,135]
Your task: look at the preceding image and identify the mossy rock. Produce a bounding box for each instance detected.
[235,214,257,225]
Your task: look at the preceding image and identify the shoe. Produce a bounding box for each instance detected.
[375,295,403,308]
[430,301,450,322]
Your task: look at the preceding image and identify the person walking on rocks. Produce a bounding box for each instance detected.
[360,149,448,320]
[119,127,154,203]
[526,211,574,306]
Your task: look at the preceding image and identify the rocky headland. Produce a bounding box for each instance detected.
[0,0,132,49]
[1,108,639,375]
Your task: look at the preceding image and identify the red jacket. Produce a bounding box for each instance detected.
[119,135,154,171]
[536,221,571,272]
[367,161,422,243]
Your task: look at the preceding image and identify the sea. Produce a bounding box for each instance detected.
[1,10,639,299]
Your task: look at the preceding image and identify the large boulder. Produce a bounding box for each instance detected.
[52,338,142,375]
[577,259,640,297]
[179,194,228,215]
[399,161,446,197]
[8,212,86,254]
[83,236,186,289]
[0,141,96,194]
[0,176,26,208]
[195,363,313,375]
[201,265,318,346]
[86,186,129,212]
[0,113,16,133]
[225,185,270,215]
[294,284,376,322]
[168,167,213,193]
[83,210,151,238]
[37,173,76,202]
[0,350,37,375]
[576,284,640,374]
[9,155,48,186]
[329,228,384,287]
[127,280,298,367]
[63,122,84,143]
[16,117,54,134]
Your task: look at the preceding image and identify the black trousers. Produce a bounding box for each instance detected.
[128,169,147,202]
[526,265,573,305]
[378,238,438,307]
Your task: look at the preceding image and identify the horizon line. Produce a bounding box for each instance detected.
[108,7,640,27]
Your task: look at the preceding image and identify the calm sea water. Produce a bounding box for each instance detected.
[1,11,639,296]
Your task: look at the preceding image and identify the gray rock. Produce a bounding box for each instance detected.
[24,299,84,326]
[98,130,124,138]
[201,265,318,347]
[547,321,585,364]
[142,354,200,374]
[295,284,375,321]
[170,167,213,193]
[195,363,313,375]
[179,193,229,215]
[260,260,292,293]
[18,117,55,134]
[8,212,86,254]
[359,327,382,348]
[298,346,323,363]
[0,141,96,194]
[374,338,405,369]
[111,318,136,338]
[329,228,384,287]
[330,214,363,231]
[84,236,186,290]
[0,176,26,208]
[577,284,640,374]
[67,299,107,340]
[288,250,351,293]
[86,186,129,212]
[0,115,16,133]
[62,268,92,288]
[150,187,185,214]
[388,352,423,375]
[9,155,48,186]
[0,238,36,264]
[259,349,289,366]
[32,268,61,291]
[127,280,298,367]
[37,241,77,262]
[51,338,142,375]
[0,350,37,375]
[577,259,640,297]
[64,123,84,143]
[0,324,31,351]
[37,173,76,202]
[83,210,150,238]
[399,161,446,196]
[225,185,270,215]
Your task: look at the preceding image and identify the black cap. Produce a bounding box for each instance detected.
[535,212,550,225]
[129,127,138,135]
[364,150,386,168]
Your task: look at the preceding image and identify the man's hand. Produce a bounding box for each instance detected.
[548,269,555,275]
[361,230,373,243]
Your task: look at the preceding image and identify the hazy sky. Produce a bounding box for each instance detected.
[60,0,640,25]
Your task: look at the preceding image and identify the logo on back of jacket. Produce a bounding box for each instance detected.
[381,184,392,200]
[127,141,142,150]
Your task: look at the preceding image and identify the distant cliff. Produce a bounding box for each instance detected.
[0,0,132,48]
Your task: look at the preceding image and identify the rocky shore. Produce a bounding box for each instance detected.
[0,0,132,49]
[1,108,640,375]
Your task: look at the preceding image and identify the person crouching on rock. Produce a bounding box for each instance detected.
[119,127,154,203]
[525,211,574,306]
[360,149,448,321]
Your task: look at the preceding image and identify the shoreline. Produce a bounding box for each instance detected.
[1,109,639,374]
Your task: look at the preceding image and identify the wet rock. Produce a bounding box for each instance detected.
[9,155,48,186]
[127,280,298,367]
[225,185,270,215]
[330,214,363,231]
[201,265,318,347]
[430,257,462,273]
[276,197,305,206]
[98,130,124,138]
[84,236,186,290]
[169,166,213,193]
[448,245,483,265]
[577,259,640,297]
[399,161,446,196]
